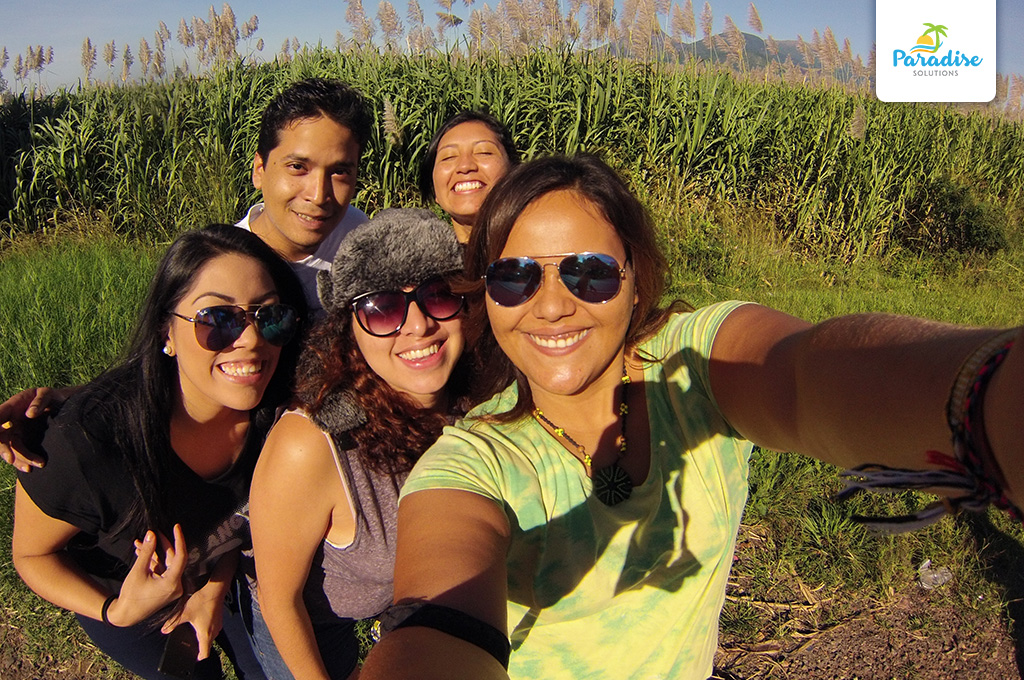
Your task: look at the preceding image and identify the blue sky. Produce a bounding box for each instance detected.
[1,0,1021,90]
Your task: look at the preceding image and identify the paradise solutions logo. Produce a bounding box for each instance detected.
[876,0,995,102]
[893,23,982,70]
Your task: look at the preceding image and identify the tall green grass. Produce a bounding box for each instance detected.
[0,235,160,394]
[2,50,1022,260]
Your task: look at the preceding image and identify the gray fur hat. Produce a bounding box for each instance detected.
[317,207,464,315]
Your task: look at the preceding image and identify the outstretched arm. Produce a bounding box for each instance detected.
[709,304,1019,501]
[360,488,512,680]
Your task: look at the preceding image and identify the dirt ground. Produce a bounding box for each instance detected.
[711,514,1024,680]
[715,589,1020,679]
[1,597,1019,679]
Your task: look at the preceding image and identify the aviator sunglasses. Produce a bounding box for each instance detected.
[484,252,627,307]
[351,276,465,337]
[169,304,300,352]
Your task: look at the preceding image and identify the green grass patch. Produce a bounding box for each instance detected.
[0,233,162,396]
[0,234,163,677]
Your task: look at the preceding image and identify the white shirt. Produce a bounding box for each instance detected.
[236,203,368,316]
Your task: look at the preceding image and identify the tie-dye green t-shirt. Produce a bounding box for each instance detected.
[401,301,753,679]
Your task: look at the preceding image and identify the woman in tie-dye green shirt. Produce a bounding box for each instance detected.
[362,155,1023,680]
[402,301,750,678]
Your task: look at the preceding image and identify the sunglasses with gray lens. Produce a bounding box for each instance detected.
[484,252,626,307]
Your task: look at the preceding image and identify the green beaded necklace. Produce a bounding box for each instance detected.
[532,367,633,506]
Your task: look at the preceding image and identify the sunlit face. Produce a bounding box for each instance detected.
[486,190,636,402]
[431,120,512,242]
[251,115,361,261]
[165,253,284,420]
[353,286,465,409]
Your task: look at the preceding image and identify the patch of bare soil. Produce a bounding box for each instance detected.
[712,521,1023,679]
[715,588,1019,679]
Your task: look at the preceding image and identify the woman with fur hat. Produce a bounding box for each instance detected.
[246,208,471,679]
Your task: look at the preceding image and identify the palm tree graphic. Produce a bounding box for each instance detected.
[913,23,948,53]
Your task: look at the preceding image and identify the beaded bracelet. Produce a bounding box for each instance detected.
[836,328,1022,532]
[101,594,117,627]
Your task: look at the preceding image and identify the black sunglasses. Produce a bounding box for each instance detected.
[484,252,627,307]
[169,303,300,352]
[351,276,464,337]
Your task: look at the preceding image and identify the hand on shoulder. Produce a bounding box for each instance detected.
[0,386,74,471]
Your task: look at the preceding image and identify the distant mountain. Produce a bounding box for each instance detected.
[598,29,826,72]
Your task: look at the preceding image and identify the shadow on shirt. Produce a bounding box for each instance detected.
[493,345,744,650]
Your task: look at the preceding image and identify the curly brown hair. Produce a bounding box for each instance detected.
[294,306,471,477]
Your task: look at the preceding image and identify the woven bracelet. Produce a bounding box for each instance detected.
[836,328,1022,531]
[942,329,1022,521]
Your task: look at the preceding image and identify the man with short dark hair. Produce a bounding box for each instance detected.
[1,78,375,467]
[237,78,374,313]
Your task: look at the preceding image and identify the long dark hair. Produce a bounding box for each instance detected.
[83,225,306,543]
[463,154,683,421]
[418,110,520,204]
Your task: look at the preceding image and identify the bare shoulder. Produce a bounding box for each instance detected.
[711,303,810,365]
[255,411,336,479]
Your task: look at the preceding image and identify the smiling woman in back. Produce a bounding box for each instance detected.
[420,111,519,243]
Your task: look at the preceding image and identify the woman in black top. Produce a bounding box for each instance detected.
[12,225,305,679]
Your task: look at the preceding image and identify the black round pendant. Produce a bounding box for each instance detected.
[592,463,632,506]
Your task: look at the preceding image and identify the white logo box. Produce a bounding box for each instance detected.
[875,0,996,102]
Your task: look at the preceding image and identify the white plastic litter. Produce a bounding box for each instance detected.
[917,559,953,590]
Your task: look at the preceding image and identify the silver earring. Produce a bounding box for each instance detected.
[162,345,172,356]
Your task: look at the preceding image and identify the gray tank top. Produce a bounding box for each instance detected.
[302,428,407,626]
